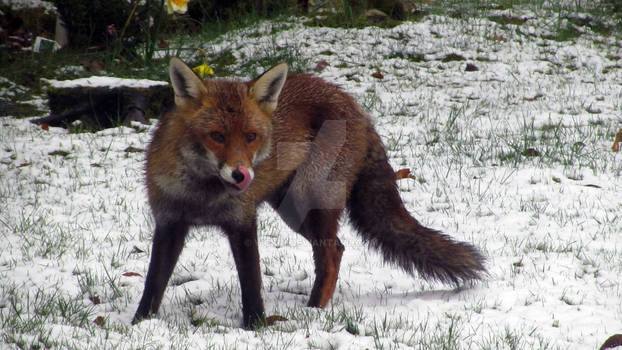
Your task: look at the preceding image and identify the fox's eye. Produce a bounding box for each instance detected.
[245,133,257,143]
[210,131,225,144]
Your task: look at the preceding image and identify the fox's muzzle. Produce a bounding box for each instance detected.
[220,164,253,191]
[232,166,252,190]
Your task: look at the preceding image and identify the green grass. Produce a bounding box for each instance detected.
[238,38,311,76]
[427,0,620,41]
[305,10,404,29]
[0,284,96,350]
[3,0,621,120]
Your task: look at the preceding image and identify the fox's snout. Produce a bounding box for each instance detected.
[231,166,252,190]
[220,164,254,191]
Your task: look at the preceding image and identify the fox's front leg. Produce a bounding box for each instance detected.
[223,221,265,329]
[133,221,189,324]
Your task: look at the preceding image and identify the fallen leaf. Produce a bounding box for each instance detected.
[266,315,288,326]
[314,60,330,72]
[122,272,142,277]
[94,316,105,327]
[90,295,101,305]
[395,168,416,180]
[612,128,622,152]
[41,123,49,131]
[17,162,31,168]
[523,93,544,102]
[522,148,540,157]
[489,35,507,41]
[371,71,384,79]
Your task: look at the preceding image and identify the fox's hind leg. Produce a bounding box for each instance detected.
[270,192,345,308]
[300,209,345,308]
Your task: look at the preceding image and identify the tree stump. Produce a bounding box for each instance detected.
[31,77,173,130]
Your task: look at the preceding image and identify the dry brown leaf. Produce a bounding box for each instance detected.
[314,60,330,72]
[122,272,142,277]
[371,71,384,79]
[522,148,540,157]
[94,316,105,327]
[489,35,507,41]
[395,168,416,180]
[266,315,288,326]
[612,128,622,152]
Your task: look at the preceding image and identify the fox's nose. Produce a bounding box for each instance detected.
[232,168,245,183]
[220,165,252,191]
[229,165,252,191]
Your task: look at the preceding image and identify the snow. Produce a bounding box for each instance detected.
[0,77,28,99]
[42,76,169,89]
[1,4,622,350]
[0,0,57,13]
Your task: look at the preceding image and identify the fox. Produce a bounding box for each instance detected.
[132,57,486,328]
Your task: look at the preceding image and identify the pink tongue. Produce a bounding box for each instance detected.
[234,166,251,190]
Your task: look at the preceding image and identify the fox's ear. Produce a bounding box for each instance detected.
[169,57,207,107]
[249,63,288,114]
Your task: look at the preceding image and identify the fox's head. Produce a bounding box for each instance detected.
[168,57,288,192]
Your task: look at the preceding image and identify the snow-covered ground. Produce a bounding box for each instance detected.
[1,4,621,350]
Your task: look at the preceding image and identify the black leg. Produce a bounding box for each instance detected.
[224,221,265,329]
[132,221,189,324]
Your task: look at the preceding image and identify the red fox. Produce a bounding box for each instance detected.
[132,57,486,328]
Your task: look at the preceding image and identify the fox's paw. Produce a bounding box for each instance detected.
[131,312,154,325]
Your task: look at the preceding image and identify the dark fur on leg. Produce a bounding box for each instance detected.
[133,221,189,324]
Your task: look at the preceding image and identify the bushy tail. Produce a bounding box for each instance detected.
[347,127,486,285]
